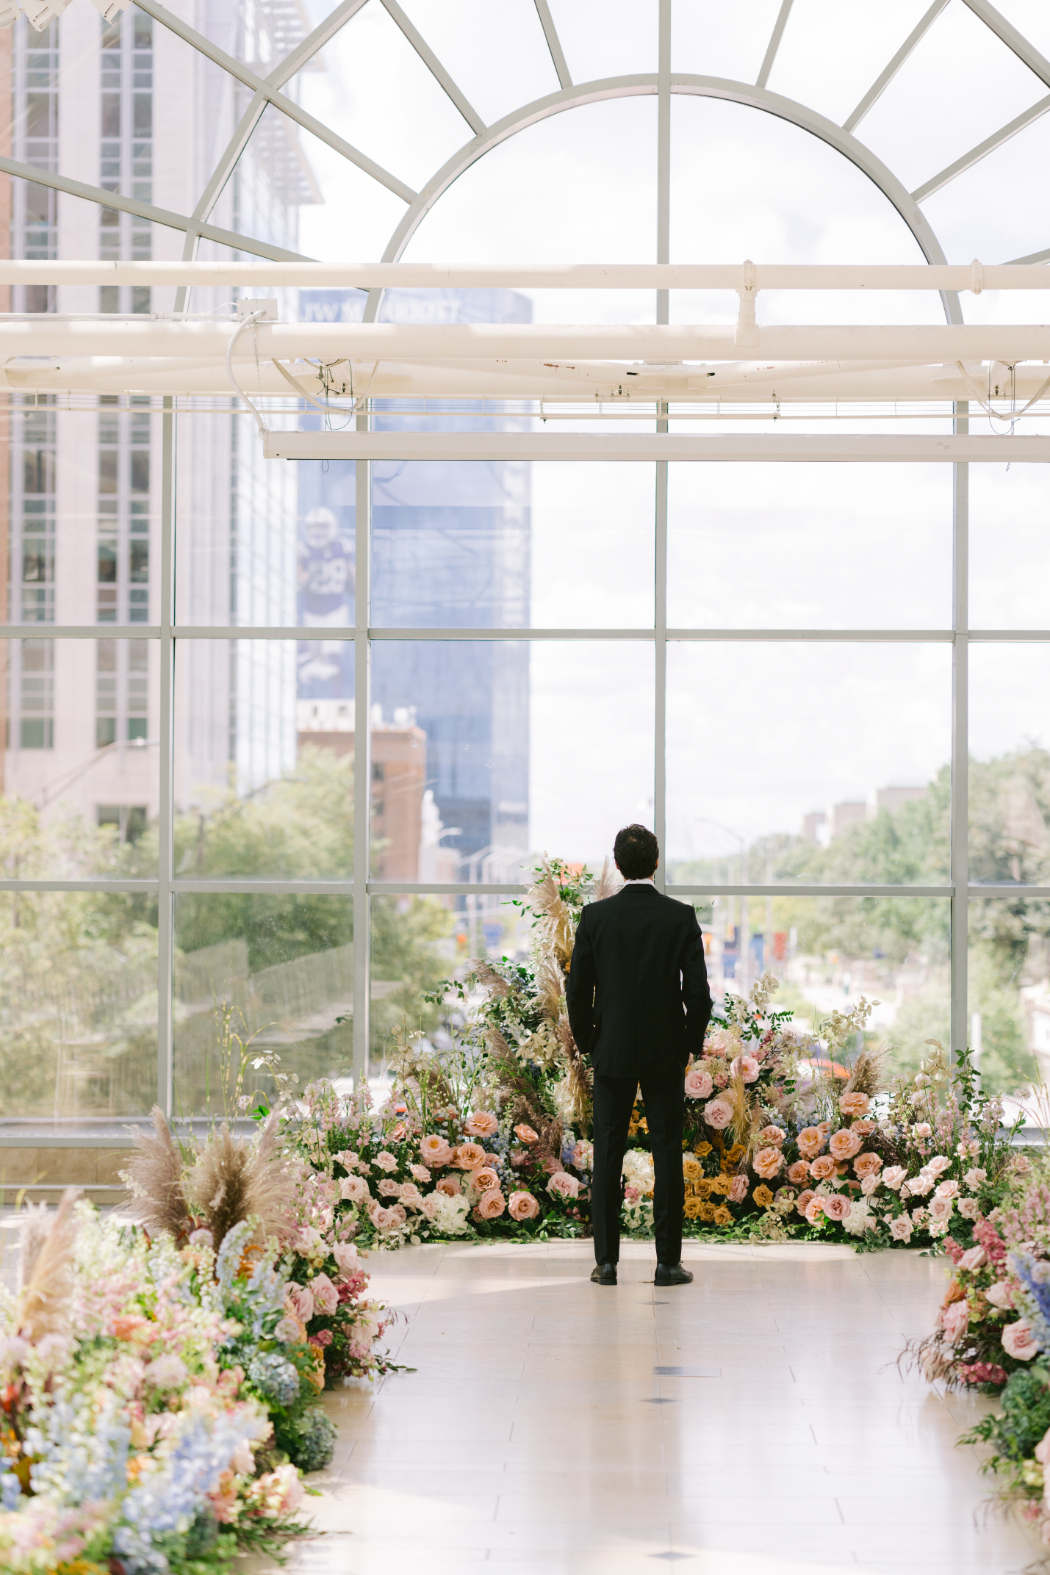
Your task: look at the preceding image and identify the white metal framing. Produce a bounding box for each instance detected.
[3,0,1050,1134]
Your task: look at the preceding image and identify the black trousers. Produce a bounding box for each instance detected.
[591,1068,685,1268]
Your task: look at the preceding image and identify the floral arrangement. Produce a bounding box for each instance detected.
[0,1109,401,1573]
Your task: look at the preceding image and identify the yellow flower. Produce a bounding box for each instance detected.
[712,1205,734,1227]
[725,1143,747,1165]
[753,1184,775,1208]
[694,1141,713,1158]
[683,1196,704,1219]
[711,1174,732,1197]
[682,1157,704,1182]
[698,1201,718,1223]
[696,1178,714,1200]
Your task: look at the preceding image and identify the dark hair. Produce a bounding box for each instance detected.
[613,824,659,881]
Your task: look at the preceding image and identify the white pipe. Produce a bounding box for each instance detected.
[0,259,1048,289]
[4,320,1050,361]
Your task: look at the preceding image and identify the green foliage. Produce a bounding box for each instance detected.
[961,1365,1050,1472]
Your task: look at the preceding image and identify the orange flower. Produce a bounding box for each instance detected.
[452,1142,488,1169]
[752,1184,775,1208]
[513,1124,539,1144]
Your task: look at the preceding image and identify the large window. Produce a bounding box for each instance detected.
[4,0,1050,1131]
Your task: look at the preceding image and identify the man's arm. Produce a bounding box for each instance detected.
[681,910,713,1057]
[565,907,597,1058]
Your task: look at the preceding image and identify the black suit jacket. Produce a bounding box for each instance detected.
[565,884,713,1080]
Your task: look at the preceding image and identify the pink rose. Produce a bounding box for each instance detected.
[928,1196,954,1221]
[420,1135,454,1167]
[378,1177,402,1198]
[410,1164,432,1183]
[728,1175,749,1203]
[288,1284,314,1323]
[935,1179,959,1199]
[435,1175,461,1197]
[684,1066,714,1100]
[823,1194,851,1221]
[703,1096,734,1131]
[839,1092,870,1118]
[987,1282,1014,1309]
[464,1111,499,1138]
[514,1124,539,1143]
[332,1241,359,1275]
[853,1152,883,1179]
[572,1140,594,1170]
[368,1203,403,1230]
[340,1175,371,1204]
[912,1122,932,1138]
[477,1188,506,1219]
[810,1155,837,1181]
[963,1167,987,1190]
[757,1125,786,1147]
[796,1188,815,1217]
[1002,1319,1039,1361]
[753,1147,784,1180]
[730,1054,760,1084]
[547,1171,581,1200]
[804,1196,825,1225]
[828,1129,862,1161]
[704,1028,734,1056]
[471,1166,501,1195]
[508,1191,539,1221]
[373,1151,399,1173]
[453,1142,488,1170]
[940,1302,969,1345]
[958,1197,979,1219]
[926,1154,952,1175]
[889,1215,913,1242]
[399,1182,425,1210]
[882,1166,907,1191]
[797,1127,824,1159]
[311,1273,339,1316]
[860,1173,881,1196]
[787,1161,810,1187]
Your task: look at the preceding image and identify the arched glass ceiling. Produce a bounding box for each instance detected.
[6,0,1050,318]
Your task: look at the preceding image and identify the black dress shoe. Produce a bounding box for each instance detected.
[590,1263,617,1285]
[654,1262,693,1287]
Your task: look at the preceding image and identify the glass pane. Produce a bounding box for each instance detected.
[971,466,1050,629]
[672,0,784,83]
[175,410,315,628]
[544,0,658,79]
[0,891,157,1128]
[393,1,559,126]
[370,893,455,1071]
[372,460,654,630]
[371,639,654,878]
[173,894,353,1119]
[969,643,1050,885]
[0,403,160,627]
[668,464,951,630]
[0,638,159,879]
[174,639,352,879]
[667,642,952,880]
[767,0,936,129]
[969,896,1045,1097]
[691,892,950,1083]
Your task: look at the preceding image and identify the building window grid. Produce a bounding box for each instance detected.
[99,11,153,316]
[11,20,58,315]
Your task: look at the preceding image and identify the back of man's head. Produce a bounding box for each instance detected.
[613,824,659,881]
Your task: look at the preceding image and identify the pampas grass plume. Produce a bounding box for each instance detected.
[17,1187,80,1343]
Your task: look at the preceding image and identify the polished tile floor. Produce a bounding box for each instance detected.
[256,1239,1035,1574]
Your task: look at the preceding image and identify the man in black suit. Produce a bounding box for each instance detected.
[566,824,713,1288]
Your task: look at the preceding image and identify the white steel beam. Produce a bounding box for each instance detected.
[533,0,572,88]
[961,0,1050,91]
[379,0,486,135]
[912,94,1050,201]
[843,0,950,133]
[262,431,1050,461]
[756,0,794,90]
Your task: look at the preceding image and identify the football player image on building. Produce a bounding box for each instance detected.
[297,506,354,696]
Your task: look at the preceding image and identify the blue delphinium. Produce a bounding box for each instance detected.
[1009,1252,1050,1351]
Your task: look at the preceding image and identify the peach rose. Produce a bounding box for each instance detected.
[471,1166,501,1194]
[368,1203,401,1230]
[311,1273,339,1316]
[477,1188,506,1219]
[514,1124,539,1143]
[373,1151,399,1173]
[435,1175,461,1197]
[926,1154,952,1175]
[853,1152,883,1179]
[804,1196,826,1225]
[730,1054,760,1083]
[547,1170,581,1200]
[464,1111,499,1138]
[882,1165,907,1191]
[410,1164,432,1183]
[810,1155,837,1181]
[797,1127,824,1159]
[399,1182,425,1210]
[757,1125,786,1147]
[508,1190,540,1221]
[935,1178,959,1199]
[828,1129,862,1161]
[1002,1319,1039,1361]
[787,1160,811,1186]
[839,1092,870,1118]
[377,1177,401,1198]
[684,1065,714,1099]
[816,1120,833,1137]
[453,1142,488,1170]
[823,1193,851,1221]
[420,1134,454,1167]
[852,1120,877,1137]
[753,1147,784,1179]
[703,1096,734,1130]
[288,1284,314,1323]
[796,1188,815,1217]
[728,1174,749,1203]
[889,1215,913,1242]
[340,1175,371,1204]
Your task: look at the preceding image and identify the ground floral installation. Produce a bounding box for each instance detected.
[905,1113,1050,1554]
[0,1109,398,1574]
[287,857,1018,1255]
